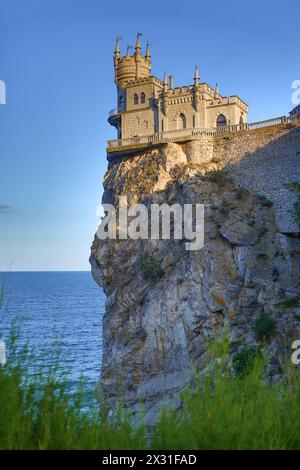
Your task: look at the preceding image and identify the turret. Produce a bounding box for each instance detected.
[214,82,219,98]
[113,37,121,84]
[135,33,142,55]
[145,42,151,65]
[113,35,151,87]
[135,33,142,79]
[114,37,120,60]
[163,73,168,93]
[194,66,200,111]
[194,65,199,87]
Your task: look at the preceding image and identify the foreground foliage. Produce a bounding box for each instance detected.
[1,336,300,450]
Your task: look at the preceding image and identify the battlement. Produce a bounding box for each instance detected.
[124,76,164,88]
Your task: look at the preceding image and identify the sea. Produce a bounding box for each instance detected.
[0,271,105,396]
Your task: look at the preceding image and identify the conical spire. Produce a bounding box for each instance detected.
[125,45,131,58]
[145,41,151,60]
[135,33,142,53]
[114,37,120,55]
[194,65,199,86]
[114,37,121,72]
[163,72,168,92]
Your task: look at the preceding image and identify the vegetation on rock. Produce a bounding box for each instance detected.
[139,252,165,282]
[254,314,276,342]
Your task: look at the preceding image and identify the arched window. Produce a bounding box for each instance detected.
[192,115,196,128]
[239,114,244,125]
[134,93,139,105]
[216,114,227,127]
[119,95,124,110]
[141,92,145,104]
[179,113,186,129]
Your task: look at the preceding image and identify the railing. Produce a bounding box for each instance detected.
[107,114,298,151]
[109,108,119,118]
[247,115,289,130]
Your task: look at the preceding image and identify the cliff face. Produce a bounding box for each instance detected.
[90,123,300,423]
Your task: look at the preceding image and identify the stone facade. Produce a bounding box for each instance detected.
[109,35,248,140]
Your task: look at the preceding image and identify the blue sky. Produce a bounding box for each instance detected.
[0,0,299,271]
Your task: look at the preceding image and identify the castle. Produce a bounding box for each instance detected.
[108,34,249,143]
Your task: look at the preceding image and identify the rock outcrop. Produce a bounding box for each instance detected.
[90,123,300,424]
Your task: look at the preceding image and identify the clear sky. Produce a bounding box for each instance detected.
[0,0,299,271]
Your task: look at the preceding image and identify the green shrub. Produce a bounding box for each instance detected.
[277,287,286,299]
[276,298,299,310]
[2,339,300,449]
[257,195,273,207]
[205,170,232,184]
[235,188,247,200]
[254,314,276,342]
[139,252,164,281]
[271,267,279,280]
[233,348,256,378]
[256,252,268,259]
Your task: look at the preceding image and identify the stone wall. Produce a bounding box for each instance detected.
[177,123,300,233]
[122,108,155,138]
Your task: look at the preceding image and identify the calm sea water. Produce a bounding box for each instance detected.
[0,271,105,394]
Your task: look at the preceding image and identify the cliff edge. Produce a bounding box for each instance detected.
[90,123,300,423]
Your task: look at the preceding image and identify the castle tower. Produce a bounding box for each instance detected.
[113,34,151,88]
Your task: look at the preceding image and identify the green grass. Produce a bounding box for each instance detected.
[1,334,300,449]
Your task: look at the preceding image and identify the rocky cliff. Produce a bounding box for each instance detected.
[90,123,300,424]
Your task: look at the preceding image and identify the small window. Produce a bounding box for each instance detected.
[216,114,227,127]
[141,92,145,104]
[193,115,196,128]
[134,93,139,105]
[239,114,244,125]
[179,113,186,129]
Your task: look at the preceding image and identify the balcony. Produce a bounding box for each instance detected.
[108,108,121,127]
[109,108,119,118]
[106,114,298,154]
